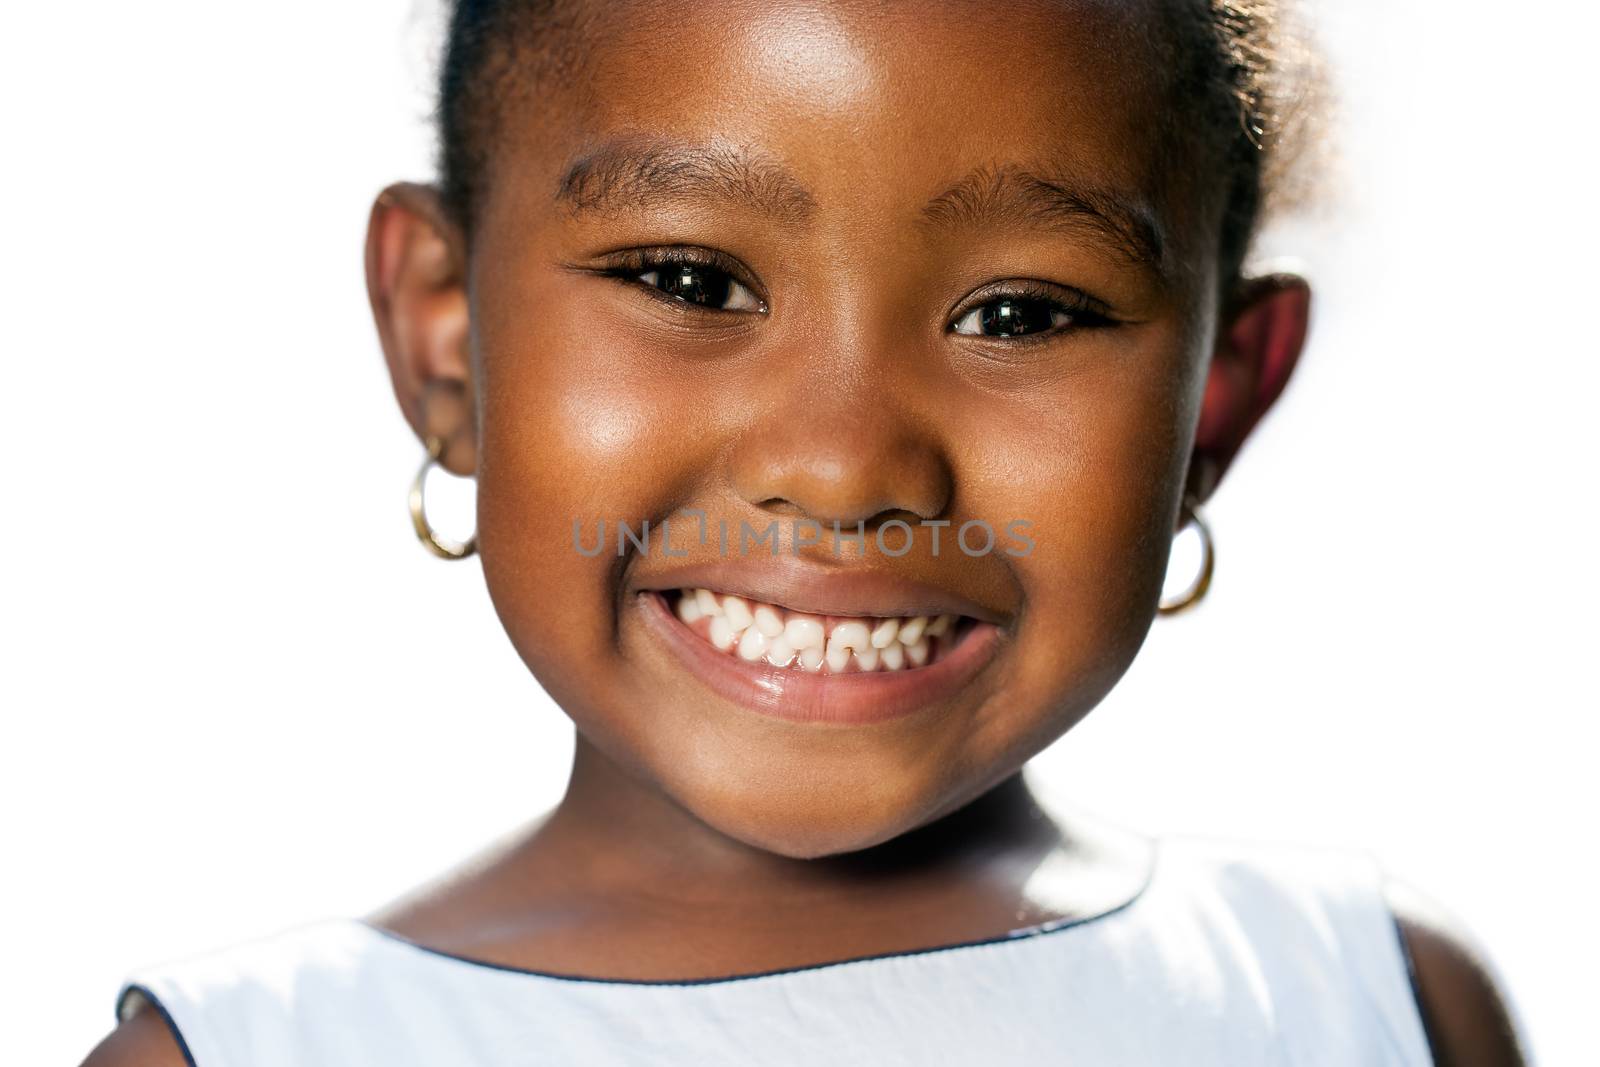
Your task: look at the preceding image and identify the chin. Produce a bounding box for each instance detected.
[703,810,916,861]
[668,762,964,860]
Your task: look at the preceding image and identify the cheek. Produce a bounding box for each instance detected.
[959,328,1205,711]
[471,301,697,703]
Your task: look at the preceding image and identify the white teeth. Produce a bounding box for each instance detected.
[722,596,754,632]
[826,621,872,673]
[869,618,900,648]
[677,595,705,624]
[765,637,795,668]
[831,621,872,652]
[784,614,825,650]
[753,604,785,637]
[737,626,768,662]
[709,615,736,651]
[676,588,961,674]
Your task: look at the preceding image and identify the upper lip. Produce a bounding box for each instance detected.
[632,557,1012,625]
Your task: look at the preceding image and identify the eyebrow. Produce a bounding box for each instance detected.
[555,137,1166,273]
[919,163,1167,274]
[555,136,818,227]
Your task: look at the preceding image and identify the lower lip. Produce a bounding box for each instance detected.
[635,591,1003,726]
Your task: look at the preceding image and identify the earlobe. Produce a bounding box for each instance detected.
[364,182,477,476]
[1189,273,1312,502]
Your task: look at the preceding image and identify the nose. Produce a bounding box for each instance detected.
[728,374,953,530]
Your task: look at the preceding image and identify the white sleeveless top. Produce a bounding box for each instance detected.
[114,835,1436,1065]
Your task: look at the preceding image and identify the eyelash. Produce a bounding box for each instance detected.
[600,247,768,315]
[950,280,1115,344]
[600,248,1114,341]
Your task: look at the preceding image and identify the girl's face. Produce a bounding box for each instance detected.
[371,0,1308,858]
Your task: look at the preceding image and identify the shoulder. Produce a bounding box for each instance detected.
[1384,875,1531,1067]
[1154,834,1523,1064]
[82,920,383,1067]
[79,1001,189,1067]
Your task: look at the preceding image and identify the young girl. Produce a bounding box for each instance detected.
[85,1,1529,1063]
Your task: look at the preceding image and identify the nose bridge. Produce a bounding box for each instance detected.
[728,344,952,528]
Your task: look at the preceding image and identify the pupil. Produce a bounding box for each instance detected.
[980,298,1053,336]
[658,264,731,307]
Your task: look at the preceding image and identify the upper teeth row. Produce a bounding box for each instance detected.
[675,588,956,673]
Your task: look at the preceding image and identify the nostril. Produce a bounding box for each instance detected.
[729,423,954,530]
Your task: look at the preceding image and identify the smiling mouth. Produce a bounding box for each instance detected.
[665,588,974,674]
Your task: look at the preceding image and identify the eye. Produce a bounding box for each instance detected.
[950,282,1113,341]
[952,297,1067,338]
[606,249,767,314]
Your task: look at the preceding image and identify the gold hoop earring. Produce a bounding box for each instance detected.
[409,435,477,560]
[1158,501,1214,615]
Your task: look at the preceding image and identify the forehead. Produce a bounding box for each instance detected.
[488,0,1205,268]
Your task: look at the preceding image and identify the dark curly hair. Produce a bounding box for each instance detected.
[434,0,1324,281]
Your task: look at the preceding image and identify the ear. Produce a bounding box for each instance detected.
[1189,273,1312,502]
[364,181,477,475]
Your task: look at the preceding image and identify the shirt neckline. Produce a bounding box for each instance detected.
[348,836,1164,989]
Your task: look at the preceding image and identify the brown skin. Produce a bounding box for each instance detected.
[82,2,1526,1063]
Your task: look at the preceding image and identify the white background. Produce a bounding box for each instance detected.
[3,2,1594,1062]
